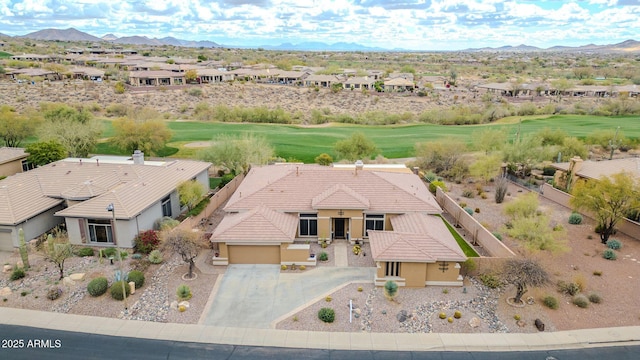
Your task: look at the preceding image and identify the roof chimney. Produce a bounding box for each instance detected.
[132,150,144,165]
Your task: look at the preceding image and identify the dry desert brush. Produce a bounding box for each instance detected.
[161,228,206,279]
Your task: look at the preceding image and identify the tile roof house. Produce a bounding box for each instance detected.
[0,153,211,251]
[552,156,640,190]
[0,147,29,178]
[210,163,466,287]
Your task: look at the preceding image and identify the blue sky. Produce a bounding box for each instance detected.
[0,0,639,50]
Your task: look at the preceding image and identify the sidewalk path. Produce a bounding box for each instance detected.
[334,241,348,267]
[201,264,375,329]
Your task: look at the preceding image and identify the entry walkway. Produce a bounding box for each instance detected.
[201,264,375,329]
[334,241,348,267]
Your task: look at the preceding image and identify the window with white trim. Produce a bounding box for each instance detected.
[385,261,400,277]
[88,219,113,243]
[299,213,318,236]
[161,195,172,217]
[365,214,384,236]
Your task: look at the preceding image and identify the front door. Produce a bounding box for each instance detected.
[333,218,345,239]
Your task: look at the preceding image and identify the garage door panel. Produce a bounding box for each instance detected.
[228,245,280,264]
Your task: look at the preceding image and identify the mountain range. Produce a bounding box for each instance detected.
[5,27,640,53]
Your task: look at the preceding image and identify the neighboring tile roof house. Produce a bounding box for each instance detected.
[0,155,211,249]
[553,157,640,180]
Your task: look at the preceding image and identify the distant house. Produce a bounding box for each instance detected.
[303,74,343,88]
[210,163,466,287]
[0,147,29,178]
[197,68,234,83]
[343,76,375,90]
[6,68,59,82]
[128,70,186,86]
[70,67,105,81]
[552,156,640,190]
[384,77,415,92]
[0,153,211,251]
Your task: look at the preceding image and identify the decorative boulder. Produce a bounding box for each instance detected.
[396,310,408,323]
[535,318,545,331]
[0,287,12,296]
[468,317,481,328]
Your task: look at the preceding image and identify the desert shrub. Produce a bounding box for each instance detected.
[573,274,587,293]
[439,312,447,319]
[47,286,62,301]
[110,281,131,300]
[474,208,480,213]
[568,212,583,225]
[454,310,462,319]
[606,239,622,250]
[155,216,180,231]
[464,207,474,216]
[543,295,559,309]
[318,307,335,323]
[87,277,109,297]
[553,224,564,231]
[494,176,508,204]
[492,232,503,241]
[10,267,25,281]
[76,247,94,257]
[384,280,399,300]
[462,189,475,198]
[458,202,467,208]
[128,270,145,289]
[424,172,437,182]
[557,281,581,296]
[102,248,118,258]
[478,273,501,289]
[114,81,125,94]
[602,249,617,260]
[131,253,143,260]
[588,292,602,304]
[428,180,447,194]
[461,258,477,275]
[318,251,328,261]
[177,285,192,300]
[593,270,602,276]
[148,250,163,264]
[572,294,589,308]
[133,230,160,254]
[281,264,287,270]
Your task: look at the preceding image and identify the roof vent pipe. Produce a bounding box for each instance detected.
[355,160,364,175]
[132,150,144,165]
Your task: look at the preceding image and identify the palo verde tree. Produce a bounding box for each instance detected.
[161,228,204,279]
[40,229,75,280]
[334,132,377,161]
[414,137,467,179]
[198,133,274,175]
[571,172,640,244]
[112,117,173,156]
[0,105,38,147]
[177,179,206,211]
[501,258,549,304]
[38,103,102,157]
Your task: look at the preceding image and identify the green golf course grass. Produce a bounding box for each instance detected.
[95,115,640,163]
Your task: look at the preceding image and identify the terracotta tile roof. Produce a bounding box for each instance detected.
[0,147,27,165]
[224,164,441,214]
[312,184,370,210]
[553,158,640,180]
[0,158,210,224]
[210,206,297,244]
[369,213,466,263]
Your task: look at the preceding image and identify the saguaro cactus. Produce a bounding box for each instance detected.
[18,228,29,269]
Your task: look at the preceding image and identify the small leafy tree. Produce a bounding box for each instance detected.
[177,179,206,211]
[185,69,198,83]
[0,105,38,147]
[469,154,502,183]
[161,228,204,279]
[25,140,66,166]
[571,172,640,244]
[502,258,549,304]
[41,230,75,280]
[198,133,274,175]
[415,138,467,178]
[112,117,173,156]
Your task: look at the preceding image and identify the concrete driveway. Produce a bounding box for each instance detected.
[201,264,376,328]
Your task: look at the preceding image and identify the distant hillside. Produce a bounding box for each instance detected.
[111,35,165,46]
[0,32,9,38]
[20,28,103,42]
[471,39,640,53]
[260,41,388,51]
[101,33,118,41]
[158,36,219,48]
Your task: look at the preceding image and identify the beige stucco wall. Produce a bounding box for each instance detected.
[401,262,428,287]
[280,243,310,263]
[0,159,24,178]
[426,262,460,282]
[318,209,363,240]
